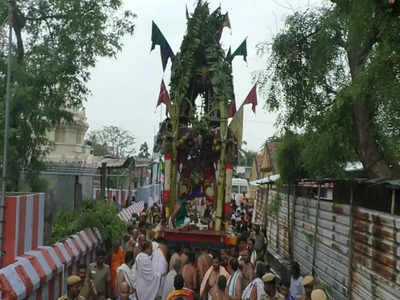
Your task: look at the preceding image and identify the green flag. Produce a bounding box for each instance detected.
[151,21,175,71]
[232,38,247,62]
[226,46,232,62]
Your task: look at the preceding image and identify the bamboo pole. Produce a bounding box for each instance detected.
[170,99,180,212]
[216,101,228,231]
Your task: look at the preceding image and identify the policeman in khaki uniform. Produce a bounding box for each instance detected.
[261,273,284,300]
[299,276,314,300]
[311,289,327,300]
[59,275,86,300]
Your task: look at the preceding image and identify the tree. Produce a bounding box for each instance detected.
[238,148,257,166]
[138,142,150,159]
[275,132,308,184]
[258,0,400,179]
[86,132,110,156]
[0,1,136,190]
[88,126,135,158]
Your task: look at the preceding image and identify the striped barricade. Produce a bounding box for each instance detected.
[118,201,145,223]
[2,194,45,267]
[0,229,101,300]
[93,188,135,209]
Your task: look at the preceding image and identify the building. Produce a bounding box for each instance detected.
[234,165,252,180]
[249,139,280,224]
[259,140,280,178]
[249,154,263,204]
[133,157,153,188]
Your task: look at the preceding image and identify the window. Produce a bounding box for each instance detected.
[240,185,248,194]
[55,128,64,143]
[232,185,239,193]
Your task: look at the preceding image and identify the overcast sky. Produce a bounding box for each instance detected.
[86,0,325,153]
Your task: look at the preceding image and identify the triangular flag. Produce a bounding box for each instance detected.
[229,106,244,148]
[151,21,175,71]
[186,5,190,20]
[228,99,237,118]
[243,84,257,113]
[226,46,232,62]
[157,80,171,115]
[232,38,247,62]
[223,13,231,29]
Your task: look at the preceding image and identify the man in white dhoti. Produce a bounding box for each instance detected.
[116,251,136,299]
[135,241,163,300]
[151,239,169,298]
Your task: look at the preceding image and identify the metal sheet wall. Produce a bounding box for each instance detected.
[293,196,350,299]
[352,207,400,300]
[293,196,317,276]
[314,200,350,300]
[252,188,266,225]
[267,190,292,267]
[265,188,400,300]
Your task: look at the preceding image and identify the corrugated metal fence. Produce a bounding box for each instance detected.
[265,188,400,300]
[352,207,400,300]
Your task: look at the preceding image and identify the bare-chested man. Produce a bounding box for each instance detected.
[220,249,231,273]
[124,228,139,252]
[210,276,229,300]
[169,246,182,271]
[226,258,243,300]
[197,249,212,282]
[180,245,190,266]
[133,234,146,259]
[200,254,230,300]
[182,252,198,292]
[239,249,252,290]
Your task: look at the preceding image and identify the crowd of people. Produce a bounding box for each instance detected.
[60,203,328,300]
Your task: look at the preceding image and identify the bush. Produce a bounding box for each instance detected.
[51,210,81,243]
[51,199,126,251]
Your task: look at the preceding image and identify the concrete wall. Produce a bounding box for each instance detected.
[38,171,96,244]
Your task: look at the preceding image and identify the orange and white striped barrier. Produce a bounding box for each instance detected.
[93,188,135,208]
[2,194,45,267]
[118,201,145,223]
[0,229,101,300]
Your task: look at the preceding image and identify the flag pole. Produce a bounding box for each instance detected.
[0,0,13,266]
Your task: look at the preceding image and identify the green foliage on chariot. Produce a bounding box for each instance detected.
[166,1,236,168]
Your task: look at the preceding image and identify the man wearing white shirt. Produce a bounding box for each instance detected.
[289,262,305,299]
[135,241,163,300]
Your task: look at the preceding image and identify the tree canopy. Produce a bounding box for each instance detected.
[138,142,150,159]
[88,126,135,158]
[259,0,400,179]
[0,0,136,190]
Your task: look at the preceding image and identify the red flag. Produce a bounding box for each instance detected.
[228,99,237,118]
[157,80,170,114]
[243,84,257,113]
